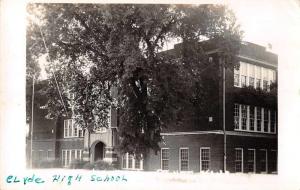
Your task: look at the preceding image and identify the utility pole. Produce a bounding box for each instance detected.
[30,75,35,168]
[222,58,227,172]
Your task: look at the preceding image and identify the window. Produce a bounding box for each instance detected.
[234,104,240,129]
[235,148,243,172]
[259,149,267,173]
[32,150,44,162]
[249,64,255,87]
[234,73,240,87]
[269,69,276,86]
[74,124,78,136]
[249,77,255,87]
[256,66,262,89]
[161,148,169,170]
[263,68,269,91]
[122,153,143,170]
[122,154,127,168]
[234,68,240,87]
[64,119,84,138]
[234,104,275,134]
[256,107,262,132]
[135,157,141,170]
[269,150,277,173]
[263,109,269,132]
[64,120,68,137]
[247,149,256,173]
[263,80,268,91]
[234,63,276,91]
[47,149,53,160]
[62,149,83,167]
[128,154,133,168]
[241,105,247,130]
[180,148,189,171]
[240,62,247,87]
[270,111,276,133]
[200,148,210,171]
[241,76,247,87]
[256,79,261,89]
[249,106,255,131]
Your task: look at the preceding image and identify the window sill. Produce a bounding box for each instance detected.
[234,129,276,135]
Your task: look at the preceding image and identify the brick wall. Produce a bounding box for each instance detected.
[145,134,224,172]
[145,133,277,174]
[56,139,84,158]
[226,134,277,173]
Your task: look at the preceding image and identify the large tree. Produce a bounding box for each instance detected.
[26,4,242,155]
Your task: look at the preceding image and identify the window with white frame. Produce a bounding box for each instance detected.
[64,119,84,138]
[263,109,269,132]
[122,154,127,168]
[134,156,141,169]
[247,149,255,173]
[241,105,247,130]
[270,111,276,133]
[256,107,262,131]
[161,148,169,170]
[200,148,210,171]
[249,106,255,131]
[234,104,240,130]
[62,149,83,167]
[234,104,276,134]
[262,68,269,91]
[256,66,262,89]
[121,153,143,170]
[235,148,243,173]
[234,62,276,91]
[259,149,267,173]
[234,68,240,87]
[269,69,276,86]
[249,64,255,87]
[240,62,247,87]
[128,154,133,168]
[180,148,189,171]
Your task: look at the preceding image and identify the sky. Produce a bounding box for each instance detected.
[228,0,300,53]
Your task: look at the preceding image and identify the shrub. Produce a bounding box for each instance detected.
[82,162,94,170]
[69,159,89,169]
[82,160,116,170]
[38,158,61,168]
[94,160,115,170]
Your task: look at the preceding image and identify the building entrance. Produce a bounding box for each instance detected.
[94,141,105,161]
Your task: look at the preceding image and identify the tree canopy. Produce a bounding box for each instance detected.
[27,4,242,155]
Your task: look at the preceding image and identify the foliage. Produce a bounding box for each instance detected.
[82,160,116,170]
[26,4,242,155]
[231,83,277,109]
[69,159,90,169]
[34,158,61,168]
[26,5,44,82]
[26,80,48,122]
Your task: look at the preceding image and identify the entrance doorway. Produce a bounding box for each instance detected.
[94,141,105,161]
